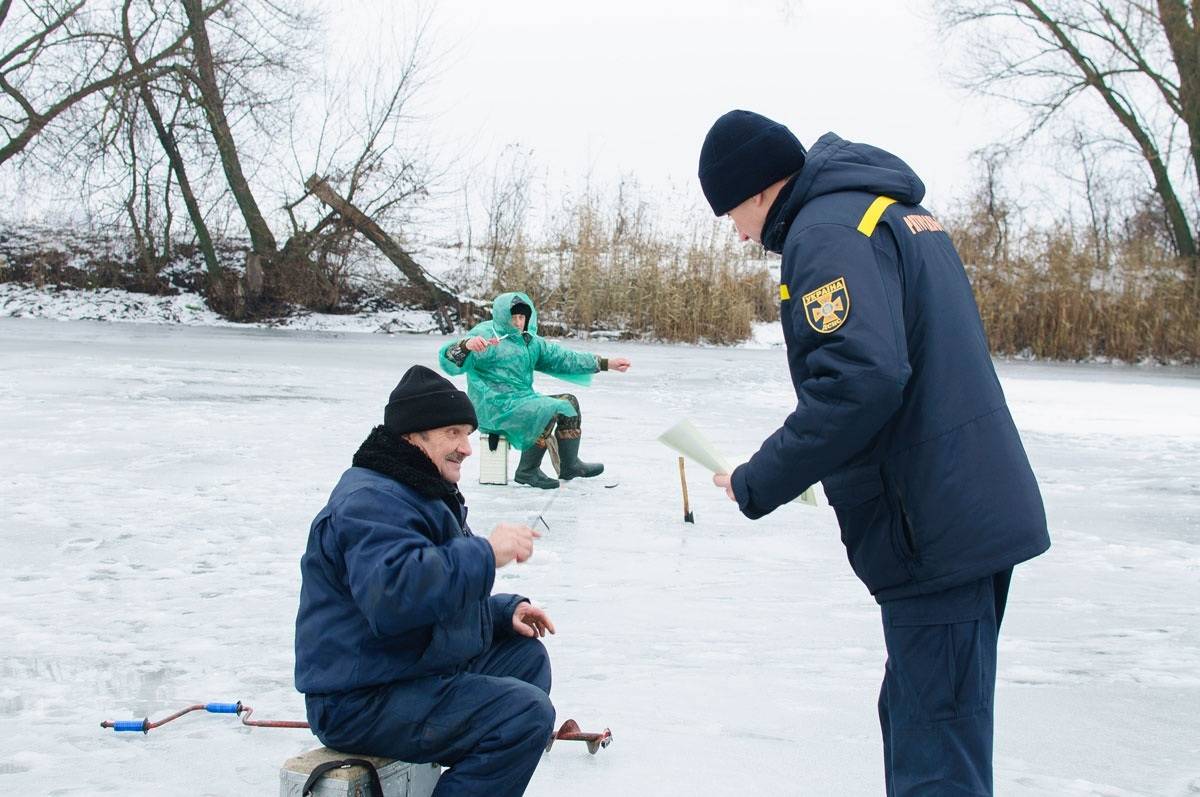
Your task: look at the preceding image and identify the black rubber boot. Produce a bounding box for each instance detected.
[514,445,559,489]
[557,437,603,480]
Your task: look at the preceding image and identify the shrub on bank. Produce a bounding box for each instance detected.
[949,205,1199,363]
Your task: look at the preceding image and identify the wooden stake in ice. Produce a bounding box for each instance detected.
[678,456,695,523]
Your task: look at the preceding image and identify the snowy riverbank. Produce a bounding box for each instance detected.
[0,281,791,346]
[0,282,443,335]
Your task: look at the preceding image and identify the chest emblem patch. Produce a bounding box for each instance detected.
[802,277,850,334]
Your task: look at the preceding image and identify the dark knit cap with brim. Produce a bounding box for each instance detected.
[698,109,806,216]
[384,365,477,436]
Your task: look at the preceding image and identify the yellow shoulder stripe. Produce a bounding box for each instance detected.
[780,284,791,301]
[857,196,896,236]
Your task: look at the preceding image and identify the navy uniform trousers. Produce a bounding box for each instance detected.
[306,636,554,797]
[878,569,1013,796]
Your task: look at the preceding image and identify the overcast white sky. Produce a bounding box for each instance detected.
[0,1,1030,233]
[353,0,1021,217]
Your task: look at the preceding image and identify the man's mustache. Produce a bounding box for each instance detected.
[446,453,466,464]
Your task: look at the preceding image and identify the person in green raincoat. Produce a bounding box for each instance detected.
[438,292,631,489]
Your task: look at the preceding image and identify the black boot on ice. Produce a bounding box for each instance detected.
[556,437,603,480]
[514,445,559,489]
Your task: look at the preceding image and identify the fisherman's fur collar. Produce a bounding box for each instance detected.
[352,425,460,501]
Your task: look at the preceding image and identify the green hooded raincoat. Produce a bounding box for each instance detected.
[438,292,600,450]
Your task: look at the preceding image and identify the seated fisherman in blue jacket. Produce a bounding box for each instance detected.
[699,111,1050,796]
[295,365,557,797]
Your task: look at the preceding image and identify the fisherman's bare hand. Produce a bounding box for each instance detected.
[465,336,499,353]
[609,357,631,372]
[513,602,556,638]
[489,522,540,567]
[713,473,736,502]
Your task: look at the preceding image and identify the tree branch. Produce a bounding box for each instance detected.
[0,0,232,165]
[0,1,85,72]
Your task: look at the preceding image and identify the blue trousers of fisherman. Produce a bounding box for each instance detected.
[878,569,1012,797]
[306,636,554,797]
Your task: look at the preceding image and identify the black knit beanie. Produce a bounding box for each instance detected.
[510,301,532,320]
[384,365,477,436]
[698,110,806,216]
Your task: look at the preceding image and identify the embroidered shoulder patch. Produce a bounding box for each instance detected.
[802,277,850,334]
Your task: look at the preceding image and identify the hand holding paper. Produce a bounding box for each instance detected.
[657,419,818,507]
[713,472,736,502]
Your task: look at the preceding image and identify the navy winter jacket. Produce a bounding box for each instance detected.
[733,133,1050,602]
[295,428,526,694]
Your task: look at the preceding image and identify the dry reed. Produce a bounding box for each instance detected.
[486,190,777,344]
[951,211,1199,363]
[474,185,1198,361]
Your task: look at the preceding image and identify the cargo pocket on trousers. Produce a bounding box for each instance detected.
[882,579,991,723]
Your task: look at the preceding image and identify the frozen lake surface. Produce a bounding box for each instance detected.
[1,317,1198,796]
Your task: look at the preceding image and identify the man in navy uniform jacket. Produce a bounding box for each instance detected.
[699,110,1050,796]
[295,365,556,797]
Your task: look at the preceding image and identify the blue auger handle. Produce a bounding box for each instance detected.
[205,702,241,714]
[113,719,148,733]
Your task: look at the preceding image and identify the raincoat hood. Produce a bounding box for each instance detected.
[491,291,538,337]
[762,133,926,253]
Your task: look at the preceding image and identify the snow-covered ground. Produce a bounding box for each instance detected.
[1,317,1197,796]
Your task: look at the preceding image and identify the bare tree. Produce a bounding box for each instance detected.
[0,0,227,165]
[276,8,459,315]
[4,0,458,321]
[976,146,1015,265]
[483,142,535,279]
[120,0,219,276]
[939,0,1199,284]
[180,0,274,259]
[1064,125,1115,276]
